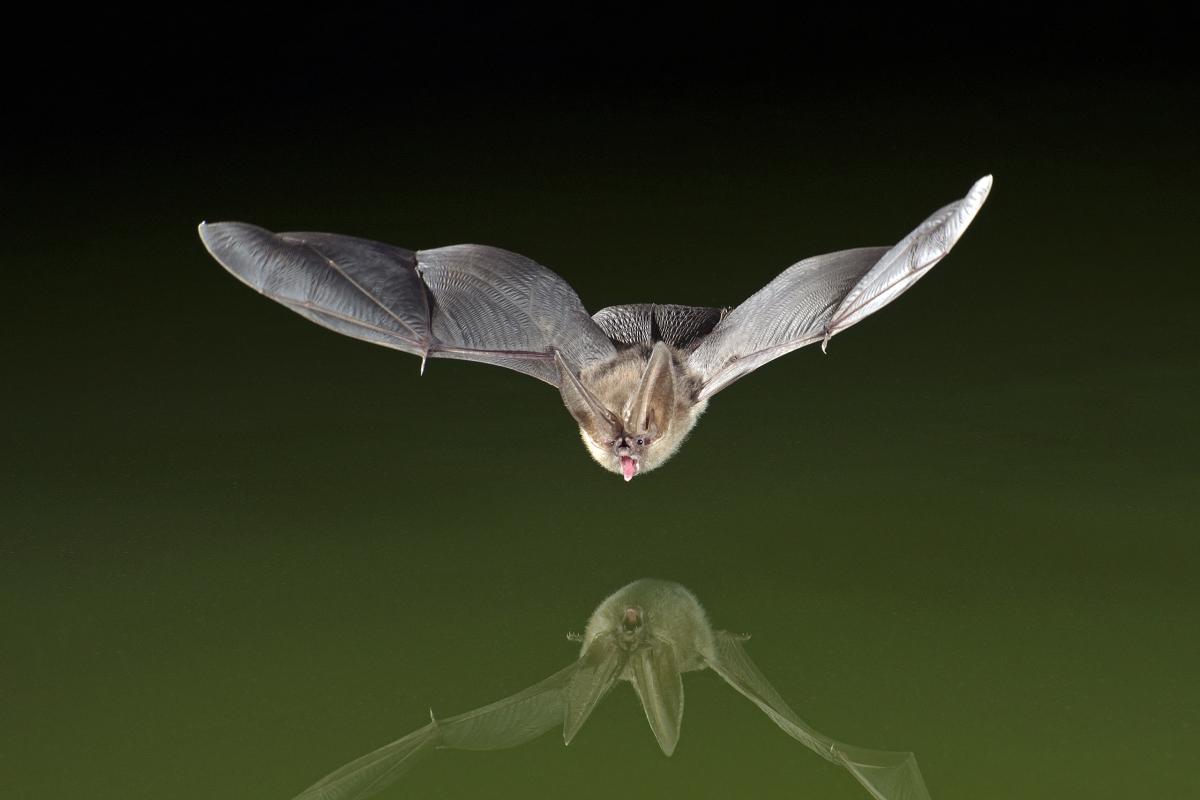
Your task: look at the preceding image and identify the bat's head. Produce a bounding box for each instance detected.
[557,344,706,481]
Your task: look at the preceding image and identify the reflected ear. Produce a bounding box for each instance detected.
[556,351,622,443]
[630,641,684,756]
[563,635,624,746]
[625,342,676,436]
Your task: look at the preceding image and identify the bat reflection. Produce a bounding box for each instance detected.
[291,579,931,800]
[199,177,991,481]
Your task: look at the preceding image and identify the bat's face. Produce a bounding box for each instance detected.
[559,344,707,481]
[579,423,696,481]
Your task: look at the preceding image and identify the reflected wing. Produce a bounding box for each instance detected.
[688,176,991,400]
[199,223,617,385]
[290,662,578,800]
[707,632,932,800]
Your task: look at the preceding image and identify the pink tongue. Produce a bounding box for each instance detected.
[620,456,637,482]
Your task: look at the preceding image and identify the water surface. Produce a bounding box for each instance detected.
[4,78,1197,799]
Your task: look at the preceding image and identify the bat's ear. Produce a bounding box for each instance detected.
[556,351,622,444]
[625,342,676,437]
[564,635,623,746]
[631,641,684,756]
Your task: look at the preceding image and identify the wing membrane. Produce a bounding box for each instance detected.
[199,224,617,385]
[689,176,991,400]
[592,303,725,350]
[291,663,578,800]
[688,247,889,399]
[707,631,932,800]
[822,175,992,350]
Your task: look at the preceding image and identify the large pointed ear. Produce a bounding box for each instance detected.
[555,351,622,444]
[563,634,624,746]
[630,641,684,756]
[624,342,676,437]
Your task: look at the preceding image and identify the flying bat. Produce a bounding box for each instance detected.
[199,176,991,481]
[288,579,932,800]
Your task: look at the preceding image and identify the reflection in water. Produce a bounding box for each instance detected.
[292,579,931,800]
[199,177,989,483]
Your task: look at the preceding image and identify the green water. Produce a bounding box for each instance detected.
[4,83,1197,799]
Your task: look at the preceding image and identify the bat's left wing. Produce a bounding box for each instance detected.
[707,631,932,800]
[199,223,617,386]
[290,662,578,800]
[688,176,991,400]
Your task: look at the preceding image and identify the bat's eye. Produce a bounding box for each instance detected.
[636,437,645,446]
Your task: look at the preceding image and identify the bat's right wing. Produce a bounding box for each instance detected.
[688,176,991,400]
[199,223,617,386]
[290,662,579,800]
[707,631,932,800]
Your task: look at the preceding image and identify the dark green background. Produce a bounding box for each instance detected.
[4,13,1198,800]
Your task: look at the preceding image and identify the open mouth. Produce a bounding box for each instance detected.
[619,455,638,482]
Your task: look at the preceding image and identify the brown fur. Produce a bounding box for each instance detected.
[575,344,708,476]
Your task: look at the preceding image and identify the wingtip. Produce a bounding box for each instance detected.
[197,220,219,253]
[970,174,994,204]
[196,220,238,250]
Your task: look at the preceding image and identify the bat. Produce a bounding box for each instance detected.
[288,579,932,800]
[199,176,991,481]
